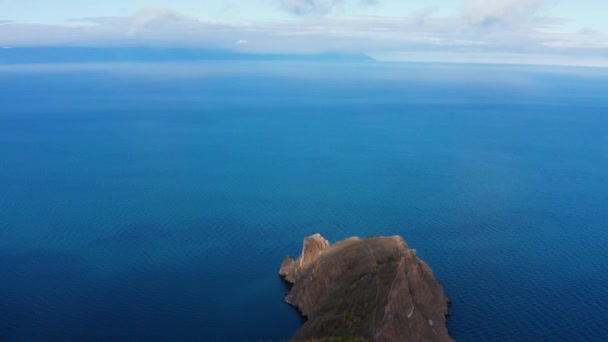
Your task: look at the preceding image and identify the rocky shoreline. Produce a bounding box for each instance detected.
[279,234,453,342]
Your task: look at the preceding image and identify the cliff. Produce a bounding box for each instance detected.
[279,234,453,342]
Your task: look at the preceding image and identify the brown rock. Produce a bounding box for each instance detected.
[279,234,453,342]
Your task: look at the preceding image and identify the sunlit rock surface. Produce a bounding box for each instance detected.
[280,234,453,342]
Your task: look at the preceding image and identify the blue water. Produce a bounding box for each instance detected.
[1,62,608,341]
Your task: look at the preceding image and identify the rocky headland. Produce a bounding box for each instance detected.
[279,234,452,342]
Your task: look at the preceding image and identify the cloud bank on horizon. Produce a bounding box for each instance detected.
[0,0,607,66]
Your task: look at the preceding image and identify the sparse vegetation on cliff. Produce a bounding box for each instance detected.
[279,234,453,342]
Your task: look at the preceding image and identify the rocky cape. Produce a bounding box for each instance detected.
[279,234,453,342]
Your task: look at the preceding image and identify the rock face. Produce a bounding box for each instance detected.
[279,234,453,342]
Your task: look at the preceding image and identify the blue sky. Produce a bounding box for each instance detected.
[1,0,607,66]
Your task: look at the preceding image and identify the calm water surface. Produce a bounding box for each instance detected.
[1,62,607,341]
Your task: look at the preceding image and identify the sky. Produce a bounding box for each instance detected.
[1,0,607,66]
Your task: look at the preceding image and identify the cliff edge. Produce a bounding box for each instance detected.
[279,234,453,342]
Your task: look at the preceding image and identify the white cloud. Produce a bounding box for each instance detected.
[279,0,343,15]
[0,4,606,66]
[132,7,191,27]
[278,0,380,16]
[462,0,548,29]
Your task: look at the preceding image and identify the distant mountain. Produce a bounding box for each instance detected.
[0,47,374,64]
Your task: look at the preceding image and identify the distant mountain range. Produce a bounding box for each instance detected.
[0,47,374,64]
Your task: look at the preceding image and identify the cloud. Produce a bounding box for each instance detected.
[132,7,192,26]
[0,20,13,25]
[359,0,379,6]
[278,0,380,16]
[72,7,199,30]
[408,7,439,26]
[278,0,343,15]
[0,5,606,66]
[462,0,546,28]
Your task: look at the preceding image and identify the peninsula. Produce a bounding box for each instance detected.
[279,234,453,342]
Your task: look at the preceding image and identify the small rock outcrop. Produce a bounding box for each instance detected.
[279,234,453,342]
